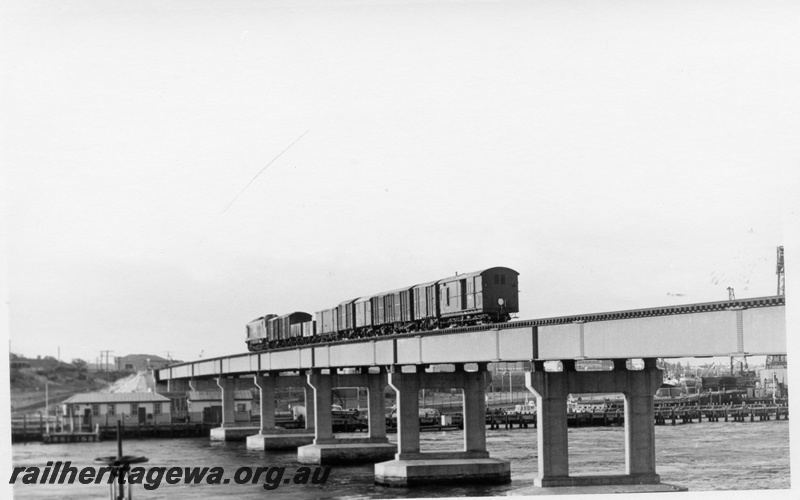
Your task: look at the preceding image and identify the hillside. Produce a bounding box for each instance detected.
[9,354,127,416]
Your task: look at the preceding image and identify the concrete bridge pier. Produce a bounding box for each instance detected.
[525,358,663,487]
[374,363,511,487]
[297,368,396,465]
[210,376,261,441]
[246,372,316,450]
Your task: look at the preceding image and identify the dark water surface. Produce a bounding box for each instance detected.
[12,421,790,499]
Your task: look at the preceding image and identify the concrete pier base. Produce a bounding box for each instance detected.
[533,473,661,488]
[526,358,664,488]
[246,429,315,450]
[375,456,511,487]
[509,482,687,496]
[298,438,397,465]
[209,426,261,441]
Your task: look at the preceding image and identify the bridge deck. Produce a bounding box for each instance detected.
[157,296,785,381]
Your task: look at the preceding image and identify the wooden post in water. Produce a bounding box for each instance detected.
[116,419,127,500]
[117,420,123,460]
[45,382,49,434]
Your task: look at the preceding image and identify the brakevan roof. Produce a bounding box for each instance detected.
[187,390,253,401]
[62,392,170,404]
[437,266,519,284]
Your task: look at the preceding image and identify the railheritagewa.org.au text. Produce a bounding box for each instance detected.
[10,461,331,490]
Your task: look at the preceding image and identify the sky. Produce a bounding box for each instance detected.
[2,0,799,367]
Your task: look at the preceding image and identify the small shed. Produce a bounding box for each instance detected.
[186,390,254,423]
[61,392,172,427]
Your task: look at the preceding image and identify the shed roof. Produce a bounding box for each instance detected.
[62,392,170,404]
[116,354,170,363]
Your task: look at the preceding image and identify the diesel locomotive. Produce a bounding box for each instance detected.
[246,266,519,352]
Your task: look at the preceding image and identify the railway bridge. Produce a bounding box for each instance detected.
[156,295,786,489]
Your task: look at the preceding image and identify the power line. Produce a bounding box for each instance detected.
[220,130,310,214]
[100,350,113,374]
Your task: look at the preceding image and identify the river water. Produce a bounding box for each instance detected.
[12,421,791,499]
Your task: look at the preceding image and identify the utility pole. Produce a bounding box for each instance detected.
[727,287,735,300]
[100,350,113,376]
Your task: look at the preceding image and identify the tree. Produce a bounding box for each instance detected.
[70,358,88,380]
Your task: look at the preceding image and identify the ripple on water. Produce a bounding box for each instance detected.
[11,421,790,498]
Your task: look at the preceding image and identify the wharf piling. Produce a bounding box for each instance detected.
[37,422,214,444]
[484,402,788,431]
[486,403,789,430]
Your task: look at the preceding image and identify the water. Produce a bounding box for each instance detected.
[12,421,790,499]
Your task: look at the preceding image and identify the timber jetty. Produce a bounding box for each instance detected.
[486,401,789,430]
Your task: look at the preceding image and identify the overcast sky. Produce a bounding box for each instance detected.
[3,0,798,365]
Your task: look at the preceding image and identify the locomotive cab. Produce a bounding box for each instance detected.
[245,314,277,351]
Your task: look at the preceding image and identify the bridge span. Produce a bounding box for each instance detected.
[155,295,786,490]
[159,295,785,379]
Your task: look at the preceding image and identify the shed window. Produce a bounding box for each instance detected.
[154,403,162,415]
[92,404,100,417]
[237,403,247,413]
[107,404,115,416]
[130,403,139,415]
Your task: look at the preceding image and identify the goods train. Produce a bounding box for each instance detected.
[246,266,519,352]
